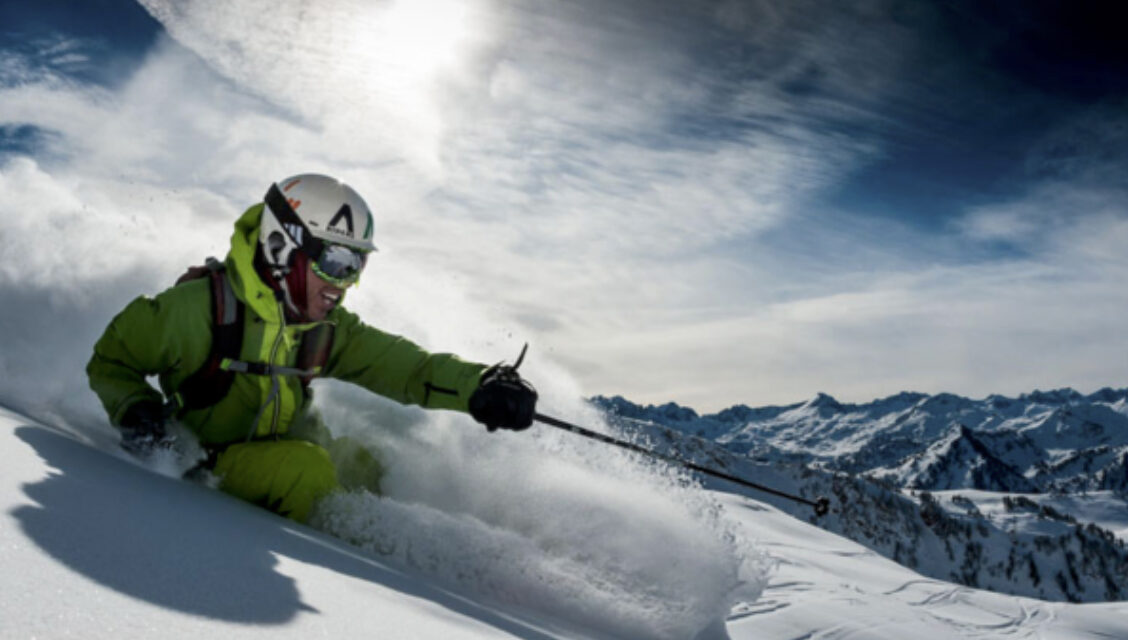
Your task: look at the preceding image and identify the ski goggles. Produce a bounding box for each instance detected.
[311,243,367,288]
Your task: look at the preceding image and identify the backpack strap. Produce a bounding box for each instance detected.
[172,259,245,413]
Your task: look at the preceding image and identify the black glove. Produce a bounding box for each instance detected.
[469,364,538,432]
[119,401,173,455]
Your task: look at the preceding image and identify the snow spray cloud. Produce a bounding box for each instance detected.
[0,39,286,435]
[305,256,771,636]
[310,383,769,639]
[0,155,223,435]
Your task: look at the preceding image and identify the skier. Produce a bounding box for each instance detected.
[86,174,537,522]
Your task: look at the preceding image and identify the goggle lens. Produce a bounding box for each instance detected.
[313,244,367,287]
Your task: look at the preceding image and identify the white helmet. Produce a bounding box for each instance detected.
[259,173,377,280]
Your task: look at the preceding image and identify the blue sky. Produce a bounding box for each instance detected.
[1,0,1125,412]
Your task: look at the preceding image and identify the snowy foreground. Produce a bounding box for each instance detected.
[3,405,1127,639]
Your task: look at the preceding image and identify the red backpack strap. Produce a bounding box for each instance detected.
[175,264,212,286]
[171,260,245,413]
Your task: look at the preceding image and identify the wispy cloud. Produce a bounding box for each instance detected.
[1022,101,1128,186]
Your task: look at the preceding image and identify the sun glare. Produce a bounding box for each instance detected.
[379,0,476,83]
[335,0,487,171]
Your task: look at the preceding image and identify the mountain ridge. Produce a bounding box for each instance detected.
[591,387,1128,494]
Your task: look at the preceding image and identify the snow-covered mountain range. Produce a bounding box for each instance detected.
[593,388,1128,494]
[591,388,1128,603]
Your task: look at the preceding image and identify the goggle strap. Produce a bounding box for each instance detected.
[264,183,325,260]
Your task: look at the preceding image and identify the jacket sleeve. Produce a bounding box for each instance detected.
[324,308,486,412]
[86,282,212,425]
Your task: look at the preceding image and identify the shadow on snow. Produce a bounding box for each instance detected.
[10,423,554,638]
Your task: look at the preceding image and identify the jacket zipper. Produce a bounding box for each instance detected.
[267,299,287,438]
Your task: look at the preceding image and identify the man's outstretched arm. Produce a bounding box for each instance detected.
[324,308,487,412]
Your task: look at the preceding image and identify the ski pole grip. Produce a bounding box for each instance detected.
[814,496,830,517]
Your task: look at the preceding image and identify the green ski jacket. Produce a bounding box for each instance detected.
[87,203,486,446]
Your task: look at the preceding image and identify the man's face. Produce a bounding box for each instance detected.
[304,262,344,321]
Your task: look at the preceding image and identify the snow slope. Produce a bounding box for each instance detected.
[5,405,1128,639]
[0,400,768,640]
[725,493,1128,640]
[0,406,553,640]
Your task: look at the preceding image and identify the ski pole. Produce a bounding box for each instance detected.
[534,412,831,517]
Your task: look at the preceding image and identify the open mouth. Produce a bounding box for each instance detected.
[321,290,341,306]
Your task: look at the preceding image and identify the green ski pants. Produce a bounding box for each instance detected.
[215,440,340,523]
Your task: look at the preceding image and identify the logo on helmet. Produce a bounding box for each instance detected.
[283,223,304,244]
[327,204,355,238]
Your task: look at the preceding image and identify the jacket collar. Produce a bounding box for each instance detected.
[225,203,286,323]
